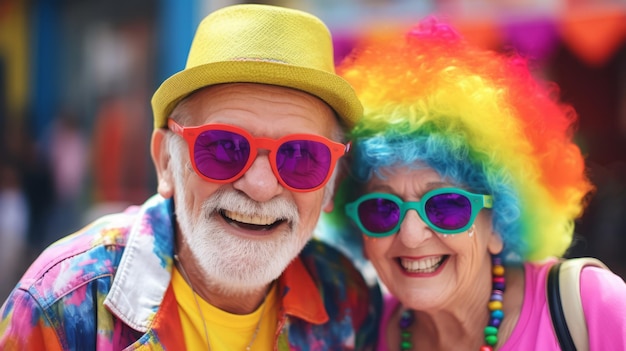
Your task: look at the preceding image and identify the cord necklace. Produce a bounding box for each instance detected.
[174,254,269,351]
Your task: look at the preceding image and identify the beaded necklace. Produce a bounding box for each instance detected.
[399,255,505,351]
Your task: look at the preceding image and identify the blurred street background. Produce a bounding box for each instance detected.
[1,0,625,301]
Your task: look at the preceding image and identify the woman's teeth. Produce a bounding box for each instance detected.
[400,256,444,273]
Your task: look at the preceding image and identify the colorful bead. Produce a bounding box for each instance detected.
[491,310,504,319]
[490,294,504,301]
[480,346,494,351]
[492,281,505,291]
[492,265,505,276]
[484,326,498,336]
[489,318,502,328]
[399,310,413,328]
[485,335,498,345]
[487,300,503,311]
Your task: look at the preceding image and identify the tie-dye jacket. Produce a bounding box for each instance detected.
[0,195,380,350]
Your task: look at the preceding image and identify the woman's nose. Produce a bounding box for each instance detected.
[397,210,433,248]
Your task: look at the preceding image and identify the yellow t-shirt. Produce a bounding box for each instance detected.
[171,267,278,350]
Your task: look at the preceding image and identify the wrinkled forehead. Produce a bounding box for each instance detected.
[171,83,342,138]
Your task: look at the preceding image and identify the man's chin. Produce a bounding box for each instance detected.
[180,212,309,295]
[193,242,301,295]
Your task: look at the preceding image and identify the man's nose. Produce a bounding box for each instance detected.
[232,153,284,202]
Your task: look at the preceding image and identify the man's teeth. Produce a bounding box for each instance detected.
[400,256,443,273]
[223,210,277,225]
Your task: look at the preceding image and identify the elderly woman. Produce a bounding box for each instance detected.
[323,18,626,350]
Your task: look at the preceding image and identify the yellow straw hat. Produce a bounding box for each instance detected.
[151,4,362,129]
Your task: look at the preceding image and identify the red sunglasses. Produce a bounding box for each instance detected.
[168,119,350,192]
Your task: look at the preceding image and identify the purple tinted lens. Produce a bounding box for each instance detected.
[358,198,401,233]
[425,193,472,230]
[276,140,331,189]
[194,130,251,180]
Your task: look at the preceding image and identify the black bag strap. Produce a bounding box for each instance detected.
[546,257,609,351]
[547,261,577,351]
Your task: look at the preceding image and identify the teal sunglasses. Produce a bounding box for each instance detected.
[346,187,493,237]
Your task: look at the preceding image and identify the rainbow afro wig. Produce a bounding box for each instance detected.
[325,17,593,263]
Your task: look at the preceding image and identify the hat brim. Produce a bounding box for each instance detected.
[151,60,362,129]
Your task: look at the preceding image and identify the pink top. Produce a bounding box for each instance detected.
[376,261,626,350]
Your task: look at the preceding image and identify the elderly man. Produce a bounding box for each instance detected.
[0,4,379,350]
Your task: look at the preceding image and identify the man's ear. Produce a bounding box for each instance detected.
[151,129,175,199]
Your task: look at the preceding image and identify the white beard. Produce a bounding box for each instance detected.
[170,145,307,296]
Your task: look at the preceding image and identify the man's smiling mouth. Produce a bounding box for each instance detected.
[221,210,285,230]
